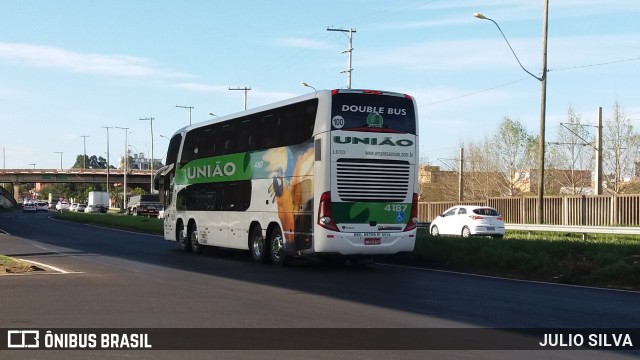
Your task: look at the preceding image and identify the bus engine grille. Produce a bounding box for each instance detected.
[335,159,411,202]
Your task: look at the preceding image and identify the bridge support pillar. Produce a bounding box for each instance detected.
[13,182,20,203]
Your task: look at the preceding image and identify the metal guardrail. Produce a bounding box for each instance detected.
[418,221,640,236]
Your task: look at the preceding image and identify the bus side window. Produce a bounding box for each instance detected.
[222,124,235,154]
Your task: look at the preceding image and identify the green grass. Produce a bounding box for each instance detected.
[411,229,640,290]
[52,211,163,234]
[0,254,35,274]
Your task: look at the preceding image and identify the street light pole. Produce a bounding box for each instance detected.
[175,105,194,125]
[474,0,549,224]
[80,135,90,169]
[139,117,154,193]
[54,152,63,170]
[116,127,129,210]
[102,126,113,193]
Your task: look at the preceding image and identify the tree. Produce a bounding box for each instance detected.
[72,155,111,169]
[490,117,535,196]
[602,102,640,193]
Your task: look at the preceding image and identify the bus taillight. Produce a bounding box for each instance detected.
[403,193,419,232]
[318,191,339,232]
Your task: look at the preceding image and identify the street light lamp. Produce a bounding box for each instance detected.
[474,1,549,224]
[301,82,318,92]
[209,112,219,118]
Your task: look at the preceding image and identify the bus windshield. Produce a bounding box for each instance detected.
[330,92,416,134]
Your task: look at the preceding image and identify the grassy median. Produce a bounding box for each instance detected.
[52,210,163,234]
[410,229,640,291]
[45,211,640,290]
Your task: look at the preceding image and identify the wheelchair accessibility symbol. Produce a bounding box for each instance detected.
[396,211,405,223]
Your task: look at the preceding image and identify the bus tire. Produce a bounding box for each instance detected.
[250,225,269,263]
[269,226,287,266]
[189,221,202,254]
[177,221,191,252]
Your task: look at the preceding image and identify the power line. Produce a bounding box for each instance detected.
[420,77,529,107]
[549,56,640,72]
[421,55,640,108]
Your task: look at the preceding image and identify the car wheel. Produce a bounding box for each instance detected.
[430,225,440,236]
[269,227,287,266]
[250,225,269,263]
[189,221,202,254]
[461,226,471,238]
[177,221,191,252]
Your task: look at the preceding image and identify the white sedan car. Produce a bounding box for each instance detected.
[430,205,505,238]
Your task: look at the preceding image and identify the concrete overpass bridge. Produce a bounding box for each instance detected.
[0,168,155,204]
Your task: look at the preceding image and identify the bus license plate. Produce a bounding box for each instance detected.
[364,238,381,245]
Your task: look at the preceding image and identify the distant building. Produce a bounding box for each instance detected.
[513,169,592,195]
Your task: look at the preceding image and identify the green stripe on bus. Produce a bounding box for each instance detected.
[332,202,412,224]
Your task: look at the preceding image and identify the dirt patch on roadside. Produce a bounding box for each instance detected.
[0,257,44,275]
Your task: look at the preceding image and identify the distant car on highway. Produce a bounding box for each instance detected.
[430,205,505,238]
[85,204,100,213]
[23,202,37,213]
[56,201,70,211]
[35,201,49,211]
[69,203,79,212]
[76,204,87,212]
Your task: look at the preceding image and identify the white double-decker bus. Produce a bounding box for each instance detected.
[155,89,419,265]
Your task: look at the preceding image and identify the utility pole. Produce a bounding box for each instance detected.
[116,127,129,209]
[103,126,113,193]
[175,105,194,125]
[458,148,464,201]
[595,107,604,195]
[139,117,155,193]
[229,87,251,110]
[80,135,90,169]
[327,27,356,89]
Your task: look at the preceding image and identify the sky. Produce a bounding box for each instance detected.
[1,0,639,170]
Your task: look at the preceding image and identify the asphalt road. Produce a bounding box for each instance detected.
[0,210,638,360]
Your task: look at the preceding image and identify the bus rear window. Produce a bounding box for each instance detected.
[331,93,416,134]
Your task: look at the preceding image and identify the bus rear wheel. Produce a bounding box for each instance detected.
[250,226,269,263]
[189,221,202,254]
[177,221,191,252]
[269,227,287,266]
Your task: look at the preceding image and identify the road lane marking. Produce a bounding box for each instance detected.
[18,259,83,274]
[379,263,640,294]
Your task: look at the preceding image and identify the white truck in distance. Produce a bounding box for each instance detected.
[127,194,162,217]
[87,191,109,213]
